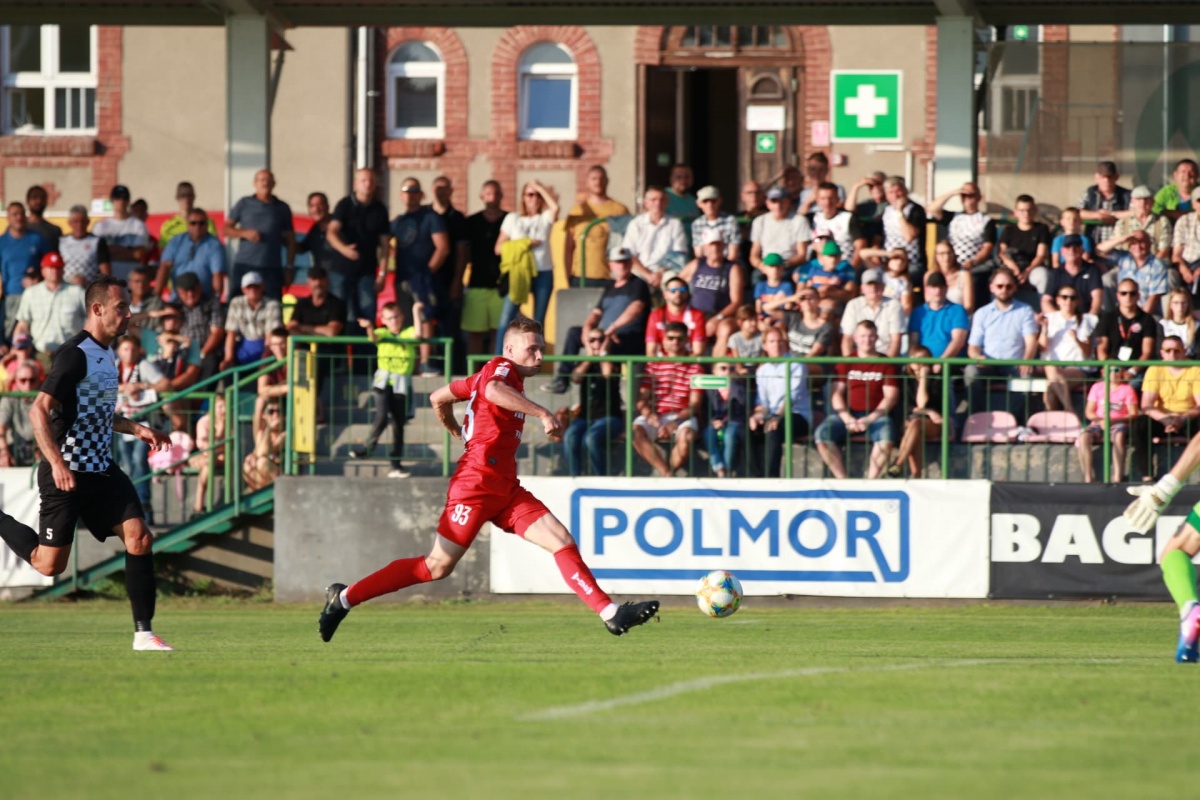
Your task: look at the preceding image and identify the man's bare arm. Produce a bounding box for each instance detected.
[430,384,465,439]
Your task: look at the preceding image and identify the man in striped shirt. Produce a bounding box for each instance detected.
[633,321,702,477]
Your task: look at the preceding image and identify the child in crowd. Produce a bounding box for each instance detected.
[352,301,418,478]
[753,253,794,318]
[189,395,227,519]
[1076,366,1139,483]
[794,236,857,318]
[725,304,763,374]
[703,360,748,478]
[1051,207,1095,268]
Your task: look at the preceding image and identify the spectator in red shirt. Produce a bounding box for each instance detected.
[645,275,708,356]
[815,320,900,479]
[633,321,703,476]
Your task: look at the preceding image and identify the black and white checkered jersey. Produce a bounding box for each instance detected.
[40,330,118,473]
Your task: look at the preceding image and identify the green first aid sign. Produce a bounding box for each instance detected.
[830,71,902,143]
[755,133,777,154]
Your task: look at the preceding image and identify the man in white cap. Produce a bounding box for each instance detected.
[839,267,903,358]
[222,270,283,369]
[543,246,650,394]
[1113,185,1173,261]
[690,186,739,261]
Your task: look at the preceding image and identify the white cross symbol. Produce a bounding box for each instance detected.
[844,84,889,128]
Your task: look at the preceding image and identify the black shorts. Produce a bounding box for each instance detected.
[37,462,144,547]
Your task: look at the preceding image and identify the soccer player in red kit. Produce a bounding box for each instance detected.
[318,317,660,640]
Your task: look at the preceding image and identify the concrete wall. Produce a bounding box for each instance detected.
[119,26,348,214]
[4,166,91,211]
[273,476,489,603]
[827,26,932,201]
[120,26,226,212]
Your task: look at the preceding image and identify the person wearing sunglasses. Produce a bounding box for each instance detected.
[633,321,702,477]
[157,207,226,301]
[0,363,40,467]
[1038,281,1096,412]
[1135,335,1200,480]
[928,181,996,275]
[561,327,624,477]
[495,180,560,345]
[1041,234,1103,317]
[1099,228,1168,317]
[1095,277,1157,384]
[965,267,1040,415]
[644,275,706,357]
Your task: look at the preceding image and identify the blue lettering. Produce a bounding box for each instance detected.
[847,510,906,580]
[730,509,779,557]
[788,509,836,558]
[692,508,721,556]
[593,508,627,555]
[635,509,683,556]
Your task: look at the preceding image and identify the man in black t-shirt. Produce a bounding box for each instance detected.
[431,176,470,372]
[1095,277,1157,383]
[999,194,1052,296]
[0,275,174,651]
[463,181,507,356]
[1041,234,1104,316]
[545,248,651,394]
[328,168,390,325]
[287,266,347,337]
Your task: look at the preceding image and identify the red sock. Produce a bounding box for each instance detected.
[553,545,612,614]
[346,557,432,606]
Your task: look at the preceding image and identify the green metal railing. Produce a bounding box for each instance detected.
[283,335,455,477]
[462,352,1163,484]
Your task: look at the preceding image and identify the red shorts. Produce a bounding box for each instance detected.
[436,471,550,548]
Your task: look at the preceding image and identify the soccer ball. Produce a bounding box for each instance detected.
[695,569,743,618]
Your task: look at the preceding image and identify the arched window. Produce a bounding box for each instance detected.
[519,42,576,140]
[386,41,444,139]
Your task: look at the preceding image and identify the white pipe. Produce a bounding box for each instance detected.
[356,26,369,169]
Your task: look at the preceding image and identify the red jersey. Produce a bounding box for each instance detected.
[641,360,702,414]
[834,358,899,412]
[449,357,527,479]
[645,306,708,354]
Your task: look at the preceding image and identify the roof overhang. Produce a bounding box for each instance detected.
[6,0,1200,27]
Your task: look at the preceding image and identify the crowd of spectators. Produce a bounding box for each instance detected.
[6,153,1200,486]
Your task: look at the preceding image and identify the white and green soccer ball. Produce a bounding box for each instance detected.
[695,569,743,618]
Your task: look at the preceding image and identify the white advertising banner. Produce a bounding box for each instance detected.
[0,468,49,589]
[491,478,990,598]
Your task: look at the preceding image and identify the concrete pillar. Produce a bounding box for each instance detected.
[934,16,976,194]
[225,14,271,212]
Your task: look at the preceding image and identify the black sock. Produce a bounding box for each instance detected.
[125,552,157,632]
[0,513,38,564]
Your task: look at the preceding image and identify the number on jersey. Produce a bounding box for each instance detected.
[461,390,478,442]
[450,504,473,526]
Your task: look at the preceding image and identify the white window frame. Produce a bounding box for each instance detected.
[518,43,578,141]
[987,25,1042,136]
[385,41,445,139]
[1,25,98,135]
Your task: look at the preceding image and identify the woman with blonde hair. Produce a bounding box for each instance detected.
[1160,288,1198,356]
[494,180,559,349]
[931,240,975,313]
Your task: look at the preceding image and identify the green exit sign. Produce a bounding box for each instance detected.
[1011,25,1030,40]
[690,374,730,390]
[755,133,777,154]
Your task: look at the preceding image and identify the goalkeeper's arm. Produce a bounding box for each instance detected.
[1124,430,1200,531]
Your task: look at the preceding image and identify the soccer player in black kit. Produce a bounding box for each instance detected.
[0,275,174,650]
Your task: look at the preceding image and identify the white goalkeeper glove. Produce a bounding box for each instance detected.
[1123,475,1182,533]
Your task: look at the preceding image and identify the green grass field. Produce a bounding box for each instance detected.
[0,598,1192,800]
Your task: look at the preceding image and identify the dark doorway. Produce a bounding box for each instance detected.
[642,67,741,203]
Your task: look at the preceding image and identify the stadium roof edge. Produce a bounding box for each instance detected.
[8,0,1200,27]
